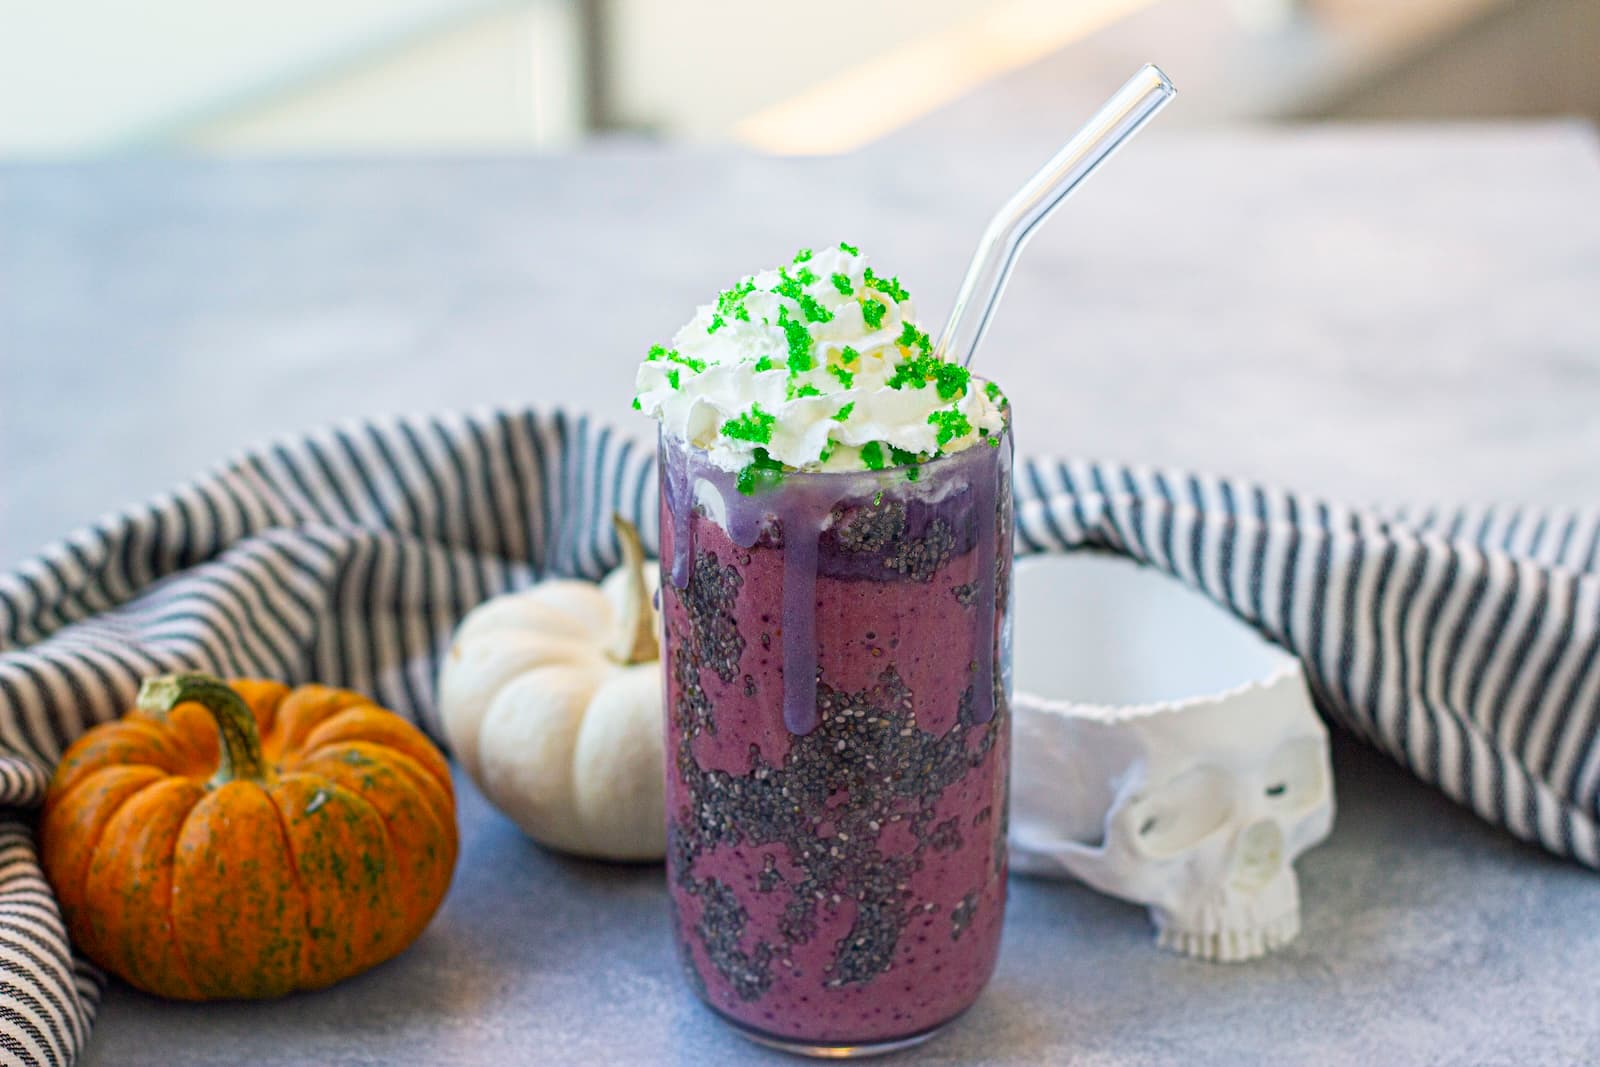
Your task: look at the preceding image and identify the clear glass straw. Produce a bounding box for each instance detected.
[937,64,1177,368]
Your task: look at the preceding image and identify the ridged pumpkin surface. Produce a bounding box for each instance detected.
[39,676,458,1000]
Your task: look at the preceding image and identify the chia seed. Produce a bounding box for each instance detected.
[950,892,979,942]
[667,663,1004,999]
[882,518,954,582]
[695,878,776,1001]
[661,464,1013,1014]
[685,550,745,682]
[832,499,907,554]
[928,816,964,853]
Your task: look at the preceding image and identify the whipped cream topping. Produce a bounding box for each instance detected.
[634,244,1007,490]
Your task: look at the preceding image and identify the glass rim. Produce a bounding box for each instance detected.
[657,418,1012,488]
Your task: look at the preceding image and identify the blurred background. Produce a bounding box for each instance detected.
[4,0,1599,566]
[4,0,1598,157]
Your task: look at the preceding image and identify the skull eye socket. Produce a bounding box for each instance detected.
[1125,766,1235,859]
[1260,738,1326,811]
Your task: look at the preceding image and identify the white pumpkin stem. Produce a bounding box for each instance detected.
[608,514,659,665]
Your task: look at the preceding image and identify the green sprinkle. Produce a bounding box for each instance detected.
[860,440,885,470]
[928,409,973,447]
[932,361,969,400]
[831,401,855,422]
[722,403,776,444]
[886,355,930,390]
[985,380,1001,402]
[829,366,855,388]
[793,248,813,263]
[819,440,836,463]
[788,382,823,400]
[776,266,831,322]
[754,355,777,373]
[736,447,785,495]
[861,299,887,329]
[830,273,854,296]
[631,397,642,410]
[840,345,860,364]
[987,436,1001,447]
[863,267,910,303]
[799,293,834,324]
[708,314,725,334]
[666,369,681,390]
[887,445,922,481]
[777,305,813,373]
[651,348,706,373]
[716,280,756,322]
[839,241,859,255]
[897,321,931,354]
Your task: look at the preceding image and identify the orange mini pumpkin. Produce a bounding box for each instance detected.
[40,673,458,1000]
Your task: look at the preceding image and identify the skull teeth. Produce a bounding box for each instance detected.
[1153,909,1302,963]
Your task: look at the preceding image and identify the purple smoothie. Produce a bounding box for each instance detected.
[659,425,1013,1050]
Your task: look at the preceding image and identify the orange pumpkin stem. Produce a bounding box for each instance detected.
[137,673,274,785]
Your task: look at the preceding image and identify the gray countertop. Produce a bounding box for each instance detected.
[4,122,1600,1064]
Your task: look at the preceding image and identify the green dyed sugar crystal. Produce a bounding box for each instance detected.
[864,267,910,304]
[736,447,785,495]
[722,403,776,444]
[776,305,813,372]
[897,321,931,354]
[927,408,972,447]
[932,361,969,400]
[799,294,833,324]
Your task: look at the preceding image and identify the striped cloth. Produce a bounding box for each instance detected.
[1,408,1597,1063]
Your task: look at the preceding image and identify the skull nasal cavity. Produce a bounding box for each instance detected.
[1229,820,1284,892]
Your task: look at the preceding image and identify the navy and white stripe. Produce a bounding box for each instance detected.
[0,409,653,1065]
[1,413,1598,1063]
[1012,459,1600,869]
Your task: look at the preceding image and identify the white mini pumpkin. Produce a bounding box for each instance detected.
[437,517,665,861]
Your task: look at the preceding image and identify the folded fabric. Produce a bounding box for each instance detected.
[2,408,1597,1064]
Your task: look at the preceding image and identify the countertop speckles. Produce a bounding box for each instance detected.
[4,123,1600,1064]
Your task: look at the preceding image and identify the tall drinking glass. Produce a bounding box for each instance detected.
[657,412,1013,1057]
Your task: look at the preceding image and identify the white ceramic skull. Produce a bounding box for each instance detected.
[1008,553,1335,962]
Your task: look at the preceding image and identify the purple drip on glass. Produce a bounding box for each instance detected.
[660,423,1008,738]
[969,456,998,725]
[663,437,694,589]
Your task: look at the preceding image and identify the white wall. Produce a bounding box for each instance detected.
[0,0,576,153]
[188,3,582,152]
[606,0,1009,139]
